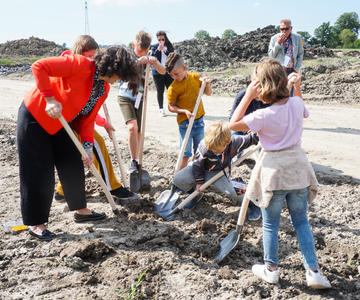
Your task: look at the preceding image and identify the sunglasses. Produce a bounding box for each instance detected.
[280,27,291,31]
[158,39,165,41]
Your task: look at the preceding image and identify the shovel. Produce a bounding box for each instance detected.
[156,144,261,221]
[59,115,120,218]
[216,192,251,262]
[103,103,128,188]
[154,78,210,215]
[130,63,151,192]
[216,144,261,262]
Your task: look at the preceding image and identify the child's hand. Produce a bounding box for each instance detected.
[148,56,158,65]
[138,56,149,64]
[185,110,194,120]
[105,124,115,140]
[288,73,301,84]
[196,184,202,193]
[246,80,261,99]
[288,73,301,91]
[201,75,213,83]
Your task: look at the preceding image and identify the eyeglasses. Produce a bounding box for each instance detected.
[280,27,291,31]
[158,39,165,41]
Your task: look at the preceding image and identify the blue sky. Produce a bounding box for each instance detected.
[0,0,359,48]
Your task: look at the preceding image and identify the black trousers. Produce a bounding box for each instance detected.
[17,102,86,225]
[153,73,174,109]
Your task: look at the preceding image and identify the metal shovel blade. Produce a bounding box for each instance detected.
[216,225,243,262]
[154,190,178,220]
[129,165,150,192]
[140,167,150,188]
[155,184,178,207]
[130,172,140,192]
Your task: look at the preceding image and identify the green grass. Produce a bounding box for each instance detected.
[0,57,44,67]
[115,269,148,300]
[332,48,360,53]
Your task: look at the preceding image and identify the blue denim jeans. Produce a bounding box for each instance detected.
[179,116,205,158]
[261,188,318,269]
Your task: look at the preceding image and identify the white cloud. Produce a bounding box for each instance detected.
[90,0,185,6]
[253,2,260,6]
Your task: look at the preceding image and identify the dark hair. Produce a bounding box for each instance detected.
[93,46,140,83]
[156,30,174,52]
[165,52,184,73]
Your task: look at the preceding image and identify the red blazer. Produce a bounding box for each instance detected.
[24,54,110,144]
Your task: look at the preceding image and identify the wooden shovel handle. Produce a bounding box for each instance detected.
[138,63,151,165]
[59,115,118,213]
[103,103,128,188]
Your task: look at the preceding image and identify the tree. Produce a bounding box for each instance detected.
[334,12,360,36]
[354,39,360,48]
[297,31,311,44]
[222,29,237,39]
[313,22,340,48]
[339,29,356,48]
[194,30,211,40]
[313,22,333,46]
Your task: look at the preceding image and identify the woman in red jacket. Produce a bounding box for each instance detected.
[17,46,139,240]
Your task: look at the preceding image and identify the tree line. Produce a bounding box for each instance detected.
[194,12,360,49]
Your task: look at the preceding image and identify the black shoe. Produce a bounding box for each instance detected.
[29,229,56,241]
[74,211,106,223]
[111,186,139,205]
[54,191,65,202]
[128,160,139,174]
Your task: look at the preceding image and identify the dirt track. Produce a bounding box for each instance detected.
[0,76,360,299]
[1,77,359,182]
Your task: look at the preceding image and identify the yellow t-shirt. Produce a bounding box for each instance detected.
[167,72,205,125]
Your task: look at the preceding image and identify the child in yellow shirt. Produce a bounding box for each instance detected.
[165,53,212,195]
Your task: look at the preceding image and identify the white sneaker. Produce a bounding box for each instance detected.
[159,108,166,117]
[306,269,331,289]
[252,264,279,284]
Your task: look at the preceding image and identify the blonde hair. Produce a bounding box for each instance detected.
[205,121,231,150]
[134,30,151,51]
[70,35,98,55]
[251,58,289,103]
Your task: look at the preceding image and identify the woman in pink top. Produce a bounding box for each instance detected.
[229,59,331,289]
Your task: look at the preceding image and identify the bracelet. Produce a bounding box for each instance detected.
[84,147,93,154]
[104,122,110,129]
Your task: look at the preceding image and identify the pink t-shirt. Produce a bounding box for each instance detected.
[243,96,309,151]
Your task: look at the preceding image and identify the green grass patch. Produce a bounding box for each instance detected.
[0,57,44,67]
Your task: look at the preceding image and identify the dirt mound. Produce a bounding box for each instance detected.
[303,44,336,60]
[174,25,278,71]
[0,36,67,58]
[174,26,340,72]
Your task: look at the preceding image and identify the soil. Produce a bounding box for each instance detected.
[0,60,360,300]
